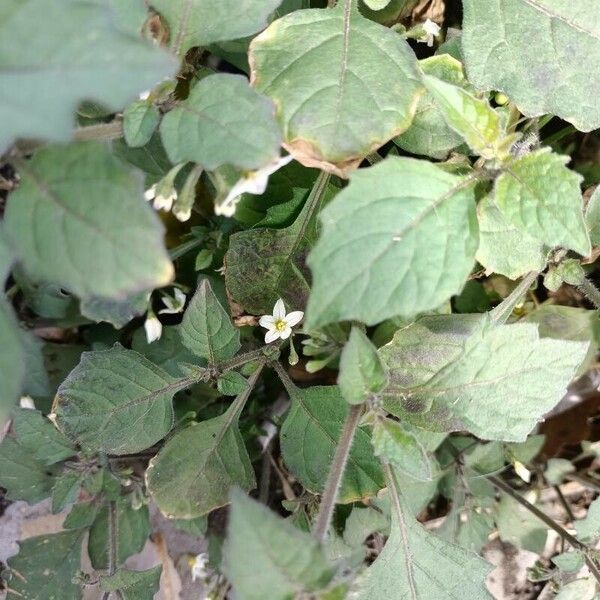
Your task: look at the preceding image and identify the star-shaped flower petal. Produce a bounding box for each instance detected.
[259,298,304,343]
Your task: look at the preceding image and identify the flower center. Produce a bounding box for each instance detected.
[274,319,287,332]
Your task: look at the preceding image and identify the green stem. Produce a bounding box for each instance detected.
[488,475,600,584]
[489,271,539,324]
[578,277,600,310]
[73,121,124,142]
[217,346,274,374]
[271,359,296,395]
[365,152,383,165]
[107,500,118,575]
[312,404,363,542]
[226,362,264,421]
[303,170,331,228]
[101,499,120,599]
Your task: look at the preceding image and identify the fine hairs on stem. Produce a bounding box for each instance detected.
[489,271,539,324]
[488,475,600,584]
[101,500,119,600]
[578,276,600,309]
[271,360,363,542]
[312,404,362,542]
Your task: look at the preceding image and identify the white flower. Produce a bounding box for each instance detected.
[159,288,186,315]
[419,18,441,47]
[144,184,177,212]
[259,298,304,343]
[144,313,162,344]
[215,155,294,217]
[513,460,531,483]
[138,90,151,101]
[144,185,157,202]
[173,206,192,222]
[19,396,35,410]
[191,552,209,582]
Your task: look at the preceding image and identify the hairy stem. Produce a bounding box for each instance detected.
[578,277,600,309]
[365,152,383,165]
[488,475,600,583]
[227,362,264,420]
[107,500,118,575]
[489,271,539,324]
[73,121,124,142]
[101,499,120,600]
[312,404,362,542]
[217,347,271,374]
[271,359,296,395]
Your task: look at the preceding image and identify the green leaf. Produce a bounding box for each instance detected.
[575,497,600,542]
[161,73,281,170]
[476,195,547,279]
[20,331,51,398]
[146,414,256,518]
[0,299,26,423]
[0,0,176,151]
[80,290,150,328]
[54,344,191,455]
[552,551,585,573]
[462,0,600,132]
[51,472,82,513]
[64,501,100,530]
[124,100,161,148]
[5,530,84,600]
[181,279,240,362]
[494,149,591,256]
[89,500,151,569]
[355,467,491,599]
[146,369,261,518]
[249,2,422,176]
[343,506,389,548]
[131,325,200,377]
[152,0,282,55]
[13,408,76,465]
[0,436,56,503]
[235,160,318,228]
[372,418,433,481]
[424,75,506,160]
[436,489,495,554]
[113,133,173,184]
[218,371,249,396]
[100,567,162,600]
[338,328,388,405]
[555,578,597,600]
[379,315,588,442]
[224,490,334,600]
[496,494,547,554]
[4,143,174,300]
[280,384,384,502]
[585,186,600,245]
[226,174,332,314]
[0,228,13,283]
[306,157,478,328]
[395,55,466,160]
[524,304,600,372]
[544,457,575,485]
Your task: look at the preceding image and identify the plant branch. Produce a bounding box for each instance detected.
[101,499,119,600]
[226,361,264,421]
[488,475,600,584]
[217,346,274,374]
[73,121,124,142]
[312,404,363,542]
[489,271,539,324]
[578,277,600,309]
[271,359,296,395]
